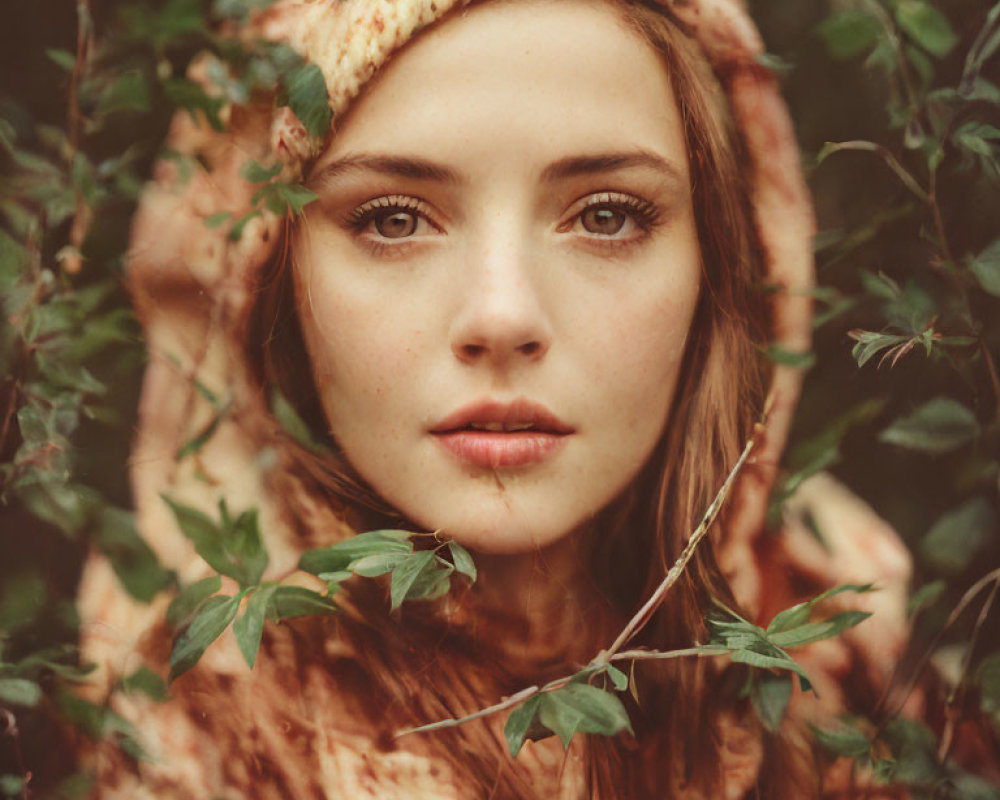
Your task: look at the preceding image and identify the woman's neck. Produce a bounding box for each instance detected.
[465,528,617,675]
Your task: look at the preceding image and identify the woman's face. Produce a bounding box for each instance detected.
[294,0,702,554]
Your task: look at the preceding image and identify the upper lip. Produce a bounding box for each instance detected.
[430,398,574,434]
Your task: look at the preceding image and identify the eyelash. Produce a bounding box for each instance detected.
[561,191,662,248]
[342,195,439,257]
[341,191,662,257]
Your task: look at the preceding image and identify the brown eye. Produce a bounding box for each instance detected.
[374,211,418,238]
[580,205,626,236]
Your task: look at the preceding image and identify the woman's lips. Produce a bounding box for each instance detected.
[430,398,573,469]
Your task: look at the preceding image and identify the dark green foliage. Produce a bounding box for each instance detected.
[2,0,999,792]
[162,497,268,589]
[503,677,634,757]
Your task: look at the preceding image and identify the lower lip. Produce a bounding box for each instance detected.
[433,431,568,469]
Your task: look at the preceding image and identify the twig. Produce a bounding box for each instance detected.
[878,568,1000,724]
[609,646,728,663]
[599,428,760,662]
[980,339,1000,424]
[395,685,541,738]
[395,648,732,739]
[393,423,761,741]
[937,575,1000,763]
[823,141,930,205]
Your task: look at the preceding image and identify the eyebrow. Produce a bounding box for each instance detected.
[540,151,686,185]
[307,149,686,189]
[308,155,462,189]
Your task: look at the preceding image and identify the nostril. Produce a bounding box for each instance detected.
[463,344,486,358]
[517,341,542,356]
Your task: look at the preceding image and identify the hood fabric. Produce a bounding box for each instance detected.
[76,1,912,797]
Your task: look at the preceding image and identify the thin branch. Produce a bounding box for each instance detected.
[600,429,760,661]
[394,425,761,741]
[937,576,1000,763]
[395,685,541,739]
[980,338,1000,424]
[823,141,930,205]
[878,568,1000,723]
[927,167,955,268]
[609,646,728,663]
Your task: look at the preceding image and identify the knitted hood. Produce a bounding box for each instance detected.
[76,1,852,796]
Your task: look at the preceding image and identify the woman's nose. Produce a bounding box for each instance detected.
[449,241,552,366]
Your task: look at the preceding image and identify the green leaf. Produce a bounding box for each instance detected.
[401,557,453,603]
[920,497,996,575]
[268,585,337,619]
[536,684,633,749]
[505,695,543,757]
[849,330,911,367]
[120,666,170,701]
[768,611,872,648]
[767,584,873,634]
[163,78,226,132]
[811,721,871,758]
[175,402,229,460]
[0,570,47,633]
[270,386,325,451]
[977,651,1000,717]
[298,530,413,575]
[969,237,1000,297]
[233,584,277,669]
[166,575,222,627]
[273,183,318,214]
[97,69,151,115]
[906,579,945,618]
[0,229,29,291]
[390,550,436,610]
[751,673,792,732]
[351,552,411,577]
[605,665,628,692]
[225,506,269,587]
[228,210,262,241]
[879,397,980,454]
[895,0,958,57]
[730,649,811,690]
[0,775,25,796]
[284,62,332,138]
[161,497,268,588]
[91,506,174,603]
[239,159,282,183]
[45,48,76,71]
[764,345,816,369]
[816,9,882,60]
[204,211,231,229]
[448,541,477,582]
[0,677,42,707]
[161,497,234,580]
[169,594,240,681]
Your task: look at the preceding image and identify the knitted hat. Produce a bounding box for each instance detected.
[82,0,814,687]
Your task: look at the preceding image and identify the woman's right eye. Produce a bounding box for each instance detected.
[344,195,440,242]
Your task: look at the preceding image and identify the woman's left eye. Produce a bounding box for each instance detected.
[561,192,661,241]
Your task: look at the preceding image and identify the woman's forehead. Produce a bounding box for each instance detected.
[312,0,690,183]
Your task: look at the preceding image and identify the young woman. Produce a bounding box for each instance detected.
[76,0,911,796]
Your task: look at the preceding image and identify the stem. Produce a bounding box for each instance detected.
[394,685,541,739]
[937,577,999,763]
[878,568,1000,724]
[927,168,955,268]
[393,426,761,741]
[980,339,1000,424]
[600,430,759,661]
[609,646,728,663]
[825,142,930,205]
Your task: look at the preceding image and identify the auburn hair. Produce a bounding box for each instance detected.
[247,1,816,796]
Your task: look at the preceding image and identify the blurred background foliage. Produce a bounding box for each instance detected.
[0,0,998,796]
